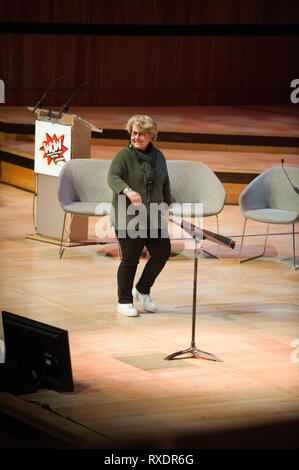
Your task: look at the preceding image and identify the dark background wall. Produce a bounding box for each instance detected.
[1,0,298,107]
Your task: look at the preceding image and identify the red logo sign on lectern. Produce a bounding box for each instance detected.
[34,120,72,176]
[40,133,68,166]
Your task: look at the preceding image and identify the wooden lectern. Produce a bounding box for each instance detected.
[28,107,102,244]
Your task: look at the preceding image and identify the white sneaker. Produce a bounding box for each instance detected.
[117,303,139,317]
[132,287,158,313]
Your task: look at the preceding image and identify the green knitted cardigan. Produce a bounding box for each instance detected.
[107,144,172,231]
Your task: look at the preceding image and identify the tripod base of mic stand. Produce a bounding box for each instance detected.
[165,344,222,362]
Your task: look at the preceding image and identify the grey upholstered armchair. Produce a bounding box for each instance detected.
[239,166,299,269]
[166,160,226,258]
[57,158,113,258]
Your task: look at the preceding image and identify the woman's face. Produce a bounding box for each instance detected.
[131,124,152,151]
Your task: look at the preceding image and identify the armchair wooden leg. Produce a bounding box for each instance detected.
[59,213,67,259]
[239,218,247,262]
[202,215,221,260]
[292,224,298,270]
[216,214,221,260]
[239,219,270,263]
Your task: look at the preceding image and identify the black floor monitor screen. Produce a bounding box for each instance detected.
[1,311,74,393]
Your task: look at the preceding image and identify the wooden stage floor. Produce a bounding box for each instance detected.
[0,183,298,450]
[1,105,299,205]
[1,104,299,136]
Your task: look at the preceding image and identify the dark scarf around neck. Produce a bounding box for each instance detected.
[129,141,157,202]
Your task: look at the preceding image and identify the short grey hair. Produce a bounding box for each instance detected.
[125,115,158,141]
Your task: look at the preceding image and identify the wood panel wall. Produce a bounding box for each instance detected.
[1,0,299,25]
[1,1,298,107]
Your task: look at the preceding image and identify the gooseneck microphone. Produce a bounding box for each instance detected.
[281,158,299,195]
[31,76,64,114]
[57,81,92,119]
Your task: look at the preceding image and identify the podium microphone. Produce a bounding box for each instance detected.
[57,81,92,119]
[31,76,64,114]
[281,158,299,195]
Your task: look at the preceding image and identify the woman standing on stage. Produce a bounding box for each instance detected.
[107,115,172,317]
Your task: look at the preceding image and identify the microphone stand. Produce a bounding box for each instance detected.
[31,76,64,114]
[57,81,92,119]
[165,226,223,362]
[281,158,299,195]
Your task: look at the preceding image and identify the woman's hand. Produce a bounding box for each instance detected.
[124,189,142,206]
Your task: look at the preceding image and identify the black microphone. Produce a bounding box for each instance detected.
[31,76,64,114]
[57,81,92,119]
[281,158,299,195]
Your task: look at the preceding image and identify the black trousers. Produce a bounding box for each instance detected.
[115,230,171,304]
